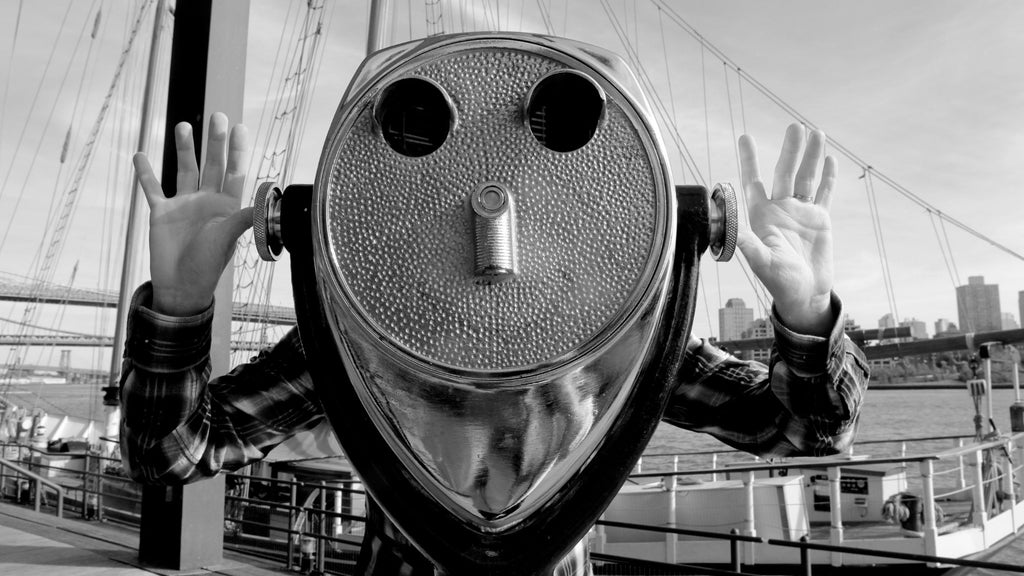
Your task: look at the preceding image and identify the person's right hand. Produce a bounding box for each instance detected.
[133,112,252,316]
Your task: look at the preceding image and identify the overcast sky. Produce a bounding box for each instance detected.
[1,0,1022,369]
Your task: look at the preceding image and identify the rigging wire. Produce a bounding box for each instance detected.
[0,0,102,255]
[928,210,960,290]
[863,168,899,324]
[0,4,75,208]
[0,0,155,404]
[0,0,25,167]
[650,0,1024,265]
[655,6,686,185]
[599,0,704,184]
[602,0,749,331]
[535,0,555,35]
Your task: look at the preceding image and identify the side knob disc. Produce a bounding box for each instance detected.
[710,183,738,262]
[254,182,284,262]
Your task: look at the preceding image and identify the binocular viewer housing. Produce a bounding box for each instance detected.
[252,32,736,576]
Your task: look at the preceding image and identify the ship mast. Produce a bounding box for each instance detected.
[101,0,168,456]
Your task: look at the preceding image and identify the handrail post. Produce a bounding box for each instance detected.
[82,454,89,519]
[828,466,843,567]
[919,460,938,556]
[972,449,987,528]
[957,438,966,491]
[743,471,757,565]
[1004,440,1017,530]
[287,482,297,571]
[800,535,812,576]
[664,474,677,564]
[729,528,741,573]
[711,453,719,482]
[318,481,327,573]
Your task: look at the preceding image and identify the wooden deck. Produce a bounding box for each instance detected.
[0,502,289,576]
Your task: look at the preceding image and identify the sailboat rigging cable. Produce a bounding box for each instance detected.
[0,0,25,168]
[650,0,1024,264]
[0,0,155,406]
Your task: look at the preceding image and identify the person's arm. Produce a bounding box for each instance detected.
[663,297,869,458]
[661,124,869,457]
[119,283,324,484]
[119,113,324,484]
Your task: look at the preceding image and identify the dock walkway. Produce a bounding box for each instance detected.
[0,502,288,576]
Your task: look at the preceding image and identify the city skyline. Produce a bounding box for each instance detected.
[718,274,1022,341]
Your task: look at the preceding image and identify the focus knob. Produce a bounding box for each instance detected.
[254,182,284,262]
[709,183,737,262]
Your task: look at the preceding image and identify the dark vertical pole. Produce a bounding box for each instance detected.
[137,0,249,570]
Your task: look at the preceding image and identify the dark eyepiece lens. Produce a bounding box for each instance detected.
[376,77,452,157]
[526,72,604,153]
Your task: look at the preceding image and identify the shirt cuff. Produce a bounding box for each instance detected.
[126,282,214,373]
[770,292,845,375]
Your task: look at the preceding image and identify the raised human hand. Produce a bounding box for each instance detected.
[133,113,252,316]
[736,123,837,336]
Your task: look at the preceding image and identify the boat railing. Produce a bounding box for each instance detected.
[608,430,1024,571]
[591,520,1024,575]
[634,433,976,475]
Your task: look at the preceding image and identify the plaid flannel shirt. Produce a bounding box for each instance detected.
[120,282,868,576]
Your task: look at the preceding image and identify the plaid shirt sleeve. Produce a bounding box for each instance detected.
[119,282,325,484]
[662,292,870,458]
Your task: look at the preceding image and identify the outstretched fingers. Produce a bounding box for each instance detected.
[133,153,164,208]
[794,129,825,201]
[222,123,249,201]
[771,123,806,200]
[175,122,200,195]
[200,112,229,193]
[815,155,838,211]
[738,134,767,209]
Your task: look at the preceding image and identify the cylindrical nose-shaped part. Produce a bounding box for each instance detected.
[471,183,517,282]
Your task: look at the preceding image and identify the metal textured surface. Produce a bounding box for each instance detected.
[322,47,662,371]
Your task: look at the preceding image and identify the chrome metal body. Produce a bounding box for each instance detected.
[272,32,730,575]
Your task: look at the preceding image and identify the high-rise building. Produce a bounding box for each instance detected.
[1002,313,1019,330]
[934,318,958,337]
[878,313,897,329]
[741,318,773,362]
[719,298,753,342]
[956,276,1001,332]
[1019,291,1024,333]
[899,318,928,340]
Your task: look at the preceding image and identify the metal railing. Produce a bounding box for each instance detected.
[0,453,65,517]
[0,442,138,523]
[604,431,1024,574]
[4,434,1024,575]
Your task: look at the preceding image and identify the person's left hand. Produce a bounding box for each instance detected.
[737,123,837,337]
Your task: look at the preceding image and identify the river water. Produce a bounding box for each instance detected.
[645,387,1024,572]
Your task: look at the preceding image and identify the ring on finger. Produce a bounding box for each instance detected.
[792,193,813,203]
